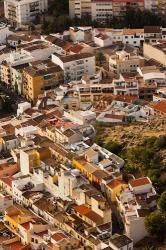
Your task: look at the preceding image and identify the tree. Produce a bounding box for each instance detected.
[145,212,166,241]
[2,96,13,113]
[154,136,166,149]
[96,51,106,66]
[14,82,18,94]
[105,141,122,155]
[158,191,166,213]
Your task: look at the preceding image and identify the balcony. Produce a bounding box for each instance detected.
[91,89,102,93]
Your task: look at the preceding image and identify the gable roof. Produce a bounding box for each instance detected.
[130,177,151,188]
[152,100,166,114]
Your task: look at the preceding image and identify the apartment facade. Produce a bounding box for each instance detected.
[23,60,64,101]
[69,0,92,19]
[75,82,113,102]
[52,53,95,83]
[116,177,157,244]
[70,0,146,21]
[145,0,166,15]
[109,51,144,76]
[112,0,144,18]
[113,75,139,96]
[4,0,48,27]
[91,0,113,22]
[69,0,113,22]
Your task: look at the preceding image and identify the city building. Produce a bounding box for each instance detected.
[116,177,157,244]
[109,50,144,77]
[144,41,166,66]
[23,60,64,101]
[69,0,144,21]
[4,0,48,27]
[52,53,96,83]
[112,0,144,18]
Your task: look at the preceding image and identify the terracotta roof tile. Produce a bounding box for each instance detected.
[115,95,138,104]
[107,179,124,189]
[153,100,166,114]
[130,177,151,188]
[0,176,14,187]
[74,205,91,215]
[51,232,67,242]
[21,222,30,230]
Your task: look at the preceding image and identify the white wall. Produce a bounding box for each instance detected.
[126,217,148,244]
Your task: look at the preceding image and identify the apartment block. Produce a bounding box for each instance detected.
[4,0,48,27]
[112,0,144,18]
[113,74,139,96]
[91,0,113,22]
[145,0,166,15]
[23,60,64,101]
[52,53,95,83]
[109,51,144,76]
[69,0,92,19]
[116,177,157,244]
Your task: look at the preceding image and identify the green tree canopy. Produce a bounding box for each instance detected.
[96,51,106,66]
[158,191,166,213]
[145,212,166,241]
[105,141,122,155]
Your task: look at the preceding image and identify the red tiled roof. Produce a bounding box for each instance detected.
[1,124,15,135]
[51,232,67,242]
[5,241,28,250]
[85,210,103,224]
[24,108,38,116]
[74,205,91,215]
[15,119,37,129]
[69,44,84,53]
[35,230,48,237]
[130,177,151,188]
[21,222,30,230]
[115,95,137,104]
[107,179,124,189]
[104,114,123,120]
[153,100,166,114]
[0,176,14,187]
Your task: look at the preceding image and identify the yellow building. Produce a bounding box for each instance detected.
[23,60,64,102]
[20,147,51,174]
[4,205,32,233]
[106,179,127,202]
[0,62,11,85]
[72,158,97,182]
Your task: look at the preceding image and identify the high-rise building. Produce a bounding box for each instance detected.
[69,0,113,22]
[145,0,166,15]
[69,0,166,22]
[4,0,48,27]
[112,0,144,18]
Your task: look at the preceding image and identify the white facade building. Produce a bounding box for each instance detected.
[91,0,113,22]
[94,33,112,47]
[51,53,96,83]
[4,0,48,27]
[0,23,13,45]
[122,29,144,47]
[117,177,157,244]
[64,110,96,125]
[17,102,31,115]
[69,0,113,22]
